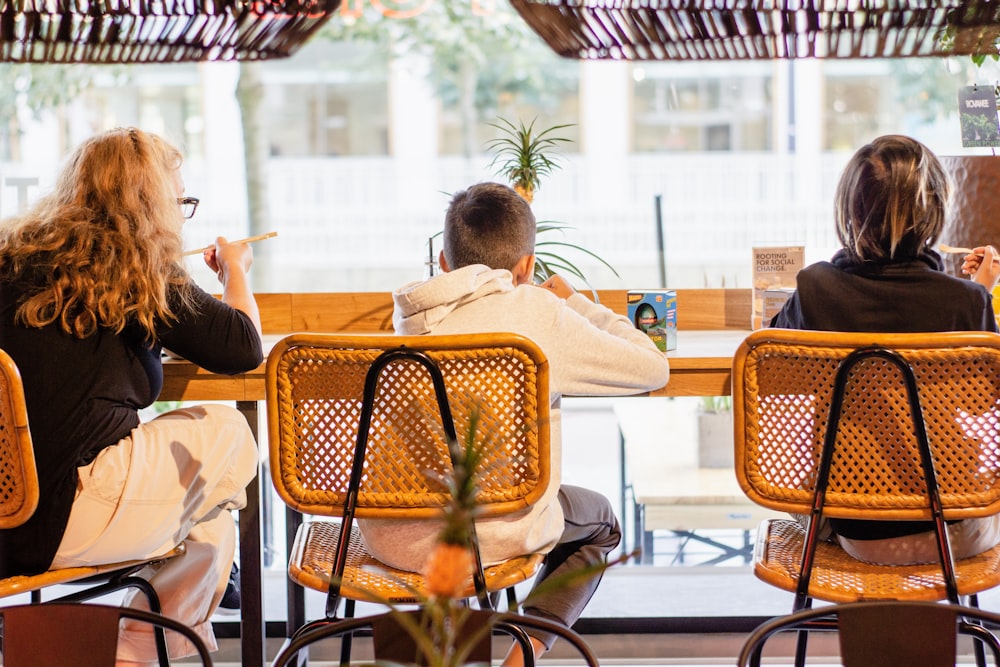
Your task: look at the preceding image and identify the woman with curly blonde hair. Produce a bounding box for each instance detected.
[0,127,263,666]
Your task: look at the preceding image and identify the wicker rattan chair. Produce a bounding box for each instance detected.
[0,602,213,666]
[732,329,1000,667]
[739,600,1000,667]
[266,332,551,664]
[0,347,184,666]
[271,608,599,667]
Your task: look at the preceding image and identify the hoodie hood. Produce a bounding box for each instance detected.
[392,264,516,334]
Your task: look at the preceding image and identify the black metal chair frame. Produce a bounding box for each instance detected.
[285,346,504,666]
[739,600,1000,667]
[272,608,600,667]
[757,346,1000,667]
[31,566,174,665]
[0,602,212,666]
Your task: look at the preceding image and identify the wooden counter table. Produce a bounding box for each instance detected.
[161,328,747,402]
[161,288,753,401]
[157,288,753,665]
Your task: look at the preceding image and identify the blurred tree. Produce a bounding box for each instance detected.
[0,64,102,160]
[321,1,576,157]
[891,56,1000,124]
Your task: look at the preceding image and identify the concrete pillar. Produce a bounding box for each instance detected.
[199,62,248,231]
[388,52,440,210]
[580,60,631,202]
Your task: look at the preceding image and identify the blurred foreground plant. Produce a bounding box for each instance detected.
[333,406,636,667]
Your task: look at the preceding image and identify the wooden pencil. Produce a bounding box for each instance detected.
[183,231,278,256]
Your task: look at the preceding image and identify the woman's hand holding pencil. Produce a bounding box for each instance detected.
[957,244,1000,290]
[183,231,278,256]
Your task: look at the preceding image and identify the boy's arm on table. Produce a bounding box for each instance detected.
[542,290,670,396]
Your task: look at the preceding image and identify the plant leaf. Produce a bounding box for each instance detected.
[485,116,574,195]
[536,240,621,278]
[521,549,640,605]
[534,254,601,301]
[535,255,588,281]
[535,220,575,233]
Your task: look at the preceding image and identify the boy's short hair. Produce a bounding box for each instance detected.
[443,182,536,271]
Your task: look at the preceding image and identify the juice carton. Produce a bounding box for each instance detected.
[627,290,677,352]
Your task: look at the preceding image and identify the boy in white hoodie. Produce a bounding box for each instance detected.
[358,182,670,666]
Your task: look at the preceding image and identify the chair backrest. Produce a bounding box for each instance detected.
[737,600,1000,667]
[266,333,551,519]
[270,608,599,667]
[0,602,213,666]
[733,329,1000,520]
[0,347,37,529]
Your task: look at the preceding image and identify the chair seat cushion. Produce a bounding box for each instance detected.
[289,520,544,604]
[754,518,1000,602]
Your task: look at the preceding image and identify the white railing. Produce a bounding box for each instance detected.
[0,152,852,292]
[252,152,850,291]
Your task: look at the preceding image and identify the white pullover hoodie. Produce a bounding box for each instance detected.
[358,264,670,569]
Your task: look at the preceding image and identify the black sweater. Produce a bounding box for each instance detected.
[771,248,999,540]
[0,280,262,576]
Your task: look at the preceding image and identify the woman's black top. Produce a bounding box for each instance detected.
[771,248,999,540]
[0,279,262,576]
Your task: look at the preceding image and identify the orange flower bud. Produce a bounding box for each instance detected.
[423,542,474,599]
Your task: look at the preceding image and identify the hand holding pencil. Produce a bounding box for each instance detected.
[957,244,1000,290]
[183,231,278,256]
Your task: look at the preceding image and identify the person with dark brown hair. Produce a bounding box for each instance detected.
[361,181,670,667]
[772,134,1000,566]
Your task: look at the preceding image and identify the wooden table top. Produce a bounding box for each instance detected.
[159,329,751,402]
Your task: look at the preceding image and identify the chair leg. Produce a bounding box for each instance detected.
[284,616,350,667]
[961,595,996,667]
[793,628,809,667]
[748,637,765,667]
[960,620,999,667]
[505,586,519,612]
[339,598,357,667]
[497,622,537,667]
[120,576,170,667]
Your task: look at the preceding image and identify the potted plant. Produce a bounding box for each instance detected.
[278,409,632,667]
[486,116,619,288]
[487,116,572,205]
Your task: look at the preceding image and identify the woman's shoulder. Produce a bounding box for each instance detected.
[795,259,841,287]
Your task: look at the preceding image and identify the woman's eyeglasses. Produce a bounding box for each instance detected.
[177,197,199,219]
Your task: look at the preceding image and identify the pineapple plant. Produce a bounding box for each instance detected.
[486,117,573,204]
[486,116,618,288]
